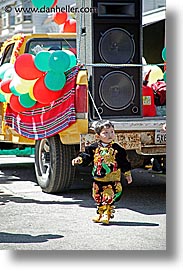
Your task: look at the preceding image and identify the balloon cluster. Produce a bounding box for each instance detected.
[31,1,76,33]
[162,47,166,82]
[0,49,77,112]
[53,12,76,33]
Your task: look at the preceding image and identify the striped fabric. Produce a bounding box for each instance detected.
[5,66,79,140]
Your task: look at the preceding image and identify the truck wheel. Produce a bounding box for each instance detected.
[35,135,76,193]
[127,150,147,169]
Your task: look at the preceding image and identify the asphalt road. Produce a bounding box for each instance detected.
[0,157,166,250]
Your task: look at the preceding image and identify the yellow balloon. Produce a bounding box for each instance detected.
[4,93,12,103]
[148,65,164,85]
[10,73,38,94]
[29,85,36,101]
[20,77,38,86]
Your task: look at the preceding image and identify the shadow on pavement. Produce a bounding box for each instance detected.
[0,192,82,206]
[0,165,166,216]
[61,184,166,216]
[102,221,159,227]
[0,165,37,184]
[0,232,63,243]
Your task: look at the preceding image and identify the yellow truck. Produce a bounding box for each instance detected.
[0,33,88,193]
[0,31,166,194]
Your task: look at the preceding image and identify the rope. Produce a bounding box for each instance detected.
[88,90,102,121]
[84,63,165,68]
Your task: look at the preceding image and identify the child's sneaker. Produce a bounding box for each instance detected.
[100,213,110,224]
[92,205,105,223]
[92,214,102,223]
[100,205,115,225]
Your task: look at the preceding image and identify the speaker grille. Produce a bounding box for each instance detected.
[99,28,135,64]
[99,71,135,111]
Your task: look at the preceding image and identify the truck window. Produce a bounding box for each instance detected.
[0,43,15,65]
[25,38,76,56]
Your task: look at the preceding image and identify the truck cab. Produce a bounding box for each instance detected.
[0,27,166,194]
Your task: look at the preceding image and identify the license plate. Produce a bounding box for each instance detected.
[155,130,166,144]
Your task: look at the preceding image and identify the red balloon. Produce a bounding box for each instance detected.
[69,48,77,55]
[33,75,76,105]
[53,12,68,25]
[14,54,43,80]
[9,93,46,113]
[33,76,61,104]
[63,19,76,33]
[52,0,58,7]
[10,94,26,113]
[0,79,12,93]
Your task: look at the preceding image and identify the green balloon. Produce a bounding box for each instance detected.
[44,71,66,91]
[34,51,51,72]
[163,71,166,82]
[10,84,21,96]
[0,93,6,102]
[19,93,36,108]
[62,50,77,69]
[162,47,166,61]
[49,51,70,73]
[32,0,54,9]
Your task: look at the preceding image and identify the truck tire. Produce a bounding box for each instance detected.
[127,150,148,169]
[35,135,76,193]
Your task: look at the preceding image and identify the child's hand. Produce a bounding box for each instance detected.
[126,175,132,184]
[124,171,132,184]
[72,157,82,166]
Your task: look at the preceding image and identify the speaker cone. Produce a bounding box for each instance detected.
[99,28,135,64]
[99,71,136,111]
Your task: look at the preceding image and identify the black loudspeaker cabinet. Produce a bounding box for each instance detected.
[91,0,142,119]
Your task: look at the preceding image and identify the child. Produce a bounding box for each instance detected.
[72,120,132,224]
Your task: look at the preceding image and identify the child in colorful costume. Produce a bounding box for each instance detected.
[72,120,132,224]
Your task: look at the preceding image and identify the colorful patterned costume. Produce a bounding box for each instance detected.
[78,141,131,224]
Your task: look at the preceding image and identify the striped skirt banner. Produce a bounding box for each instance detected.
[4,66,79,140]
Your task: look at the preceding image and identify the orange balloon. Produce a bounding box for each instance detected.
[53,12,68,25]
[63,19,76,33]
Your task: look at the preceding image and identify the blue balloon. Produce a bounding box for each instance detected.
[49,50,70,73]
[19,93,36,108]
[34,51,51,72]
[44,71,66,91]
[0,93,6,102]
[163,71,166,82]
[32,0,54,9]
[62,50,77,69]
[162,47,166,61]
[10,84,21,96]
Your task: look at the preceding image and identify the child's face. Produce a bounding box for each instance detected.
[98,126,115,144]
